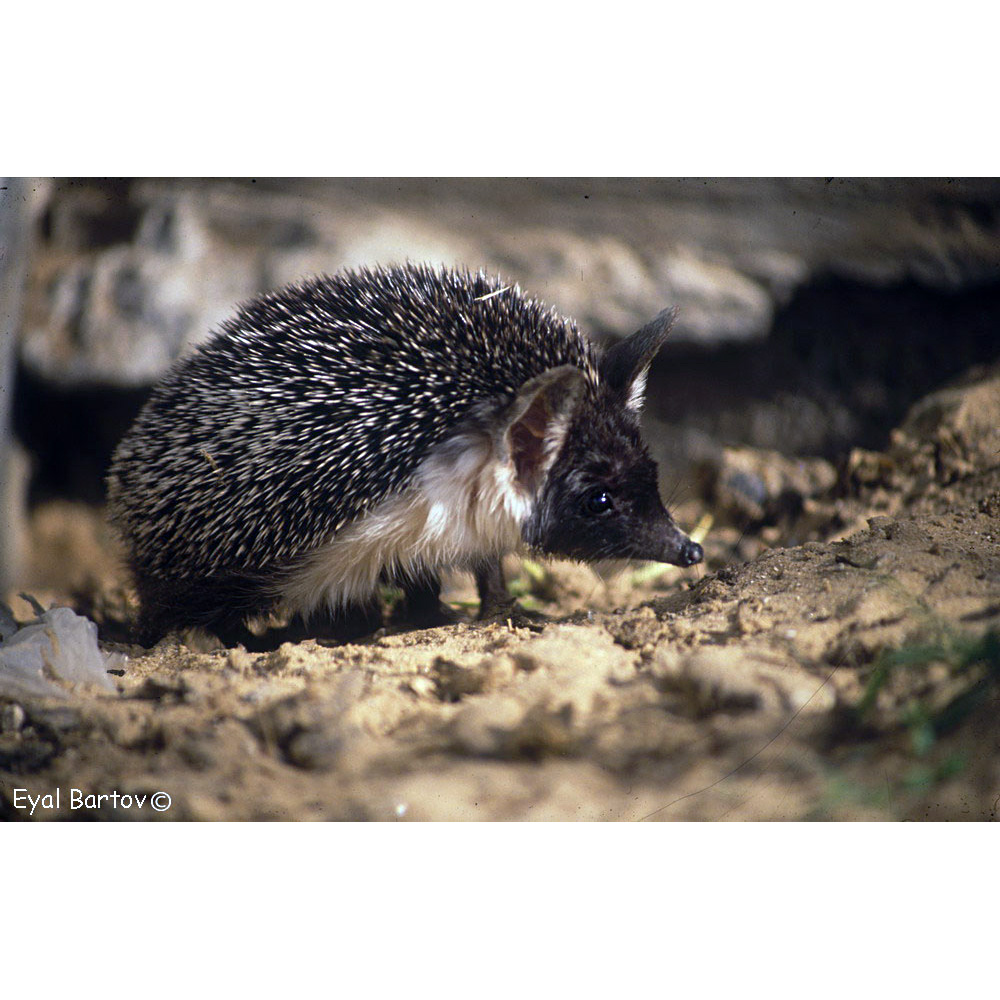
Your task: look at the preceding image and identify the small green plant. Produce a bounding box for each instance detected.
[508,559,546,598]
[856,628,1000,757]
[504,560,548,610]
[378,584,405,607]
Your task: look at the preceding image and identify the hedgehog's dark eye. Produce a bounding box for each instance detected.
[584,490,614,516]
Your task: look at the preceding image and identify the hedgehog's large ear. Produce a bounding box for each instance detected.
[500,366,586,496]
[600,307,677,413]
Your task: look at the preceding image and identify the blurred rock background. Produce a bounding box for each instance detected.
[2,177,999,598]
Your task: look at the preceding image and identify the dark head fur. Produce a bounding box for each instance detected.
[512,308,703,567]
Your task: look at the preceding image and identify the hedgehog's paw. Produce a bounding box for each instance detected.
[472,558,547,629]
[476,597,548,631]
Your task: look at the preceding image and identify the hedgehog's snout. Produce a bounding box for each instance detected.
[675,537,704,567]
[650,521,704,568]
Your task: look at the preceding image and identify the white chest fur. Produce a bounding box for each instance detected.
[277,427,531,617]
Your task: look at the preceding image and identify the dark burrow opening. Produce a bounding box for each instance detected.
[12,365,149,506]
[647,273,1000,461]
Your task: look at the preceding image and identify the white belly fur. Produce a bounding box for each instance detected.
[277,428,530,617]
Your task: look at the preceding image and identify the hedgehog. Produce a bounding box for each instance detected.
[106,262,703,645]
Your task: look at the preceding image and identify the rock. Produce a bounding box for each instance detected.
[0,604,119,700]
[650,645,836,716]
[1,701,26,732]
[451,695,527,755]
[698,445,837,523]
[655,248,773,343]
[1,179,35,590]
[511,626,637,714]
[22,196,259,387]
[891,364,1000,481]
[252,671,371,771]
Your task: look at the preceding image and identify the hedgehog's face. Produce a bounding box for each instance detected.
[523,410,702,567]
[503,307,702,569]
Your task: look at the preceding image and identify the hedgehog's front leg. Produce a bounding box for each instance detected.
[474,556,514,620]
[473,556,546,627]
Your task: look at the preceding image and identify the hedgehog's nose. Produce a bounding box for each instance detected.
[677,539,703,567]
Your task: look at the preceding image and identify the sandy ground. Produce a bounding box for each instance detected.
[2,363,999,821]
